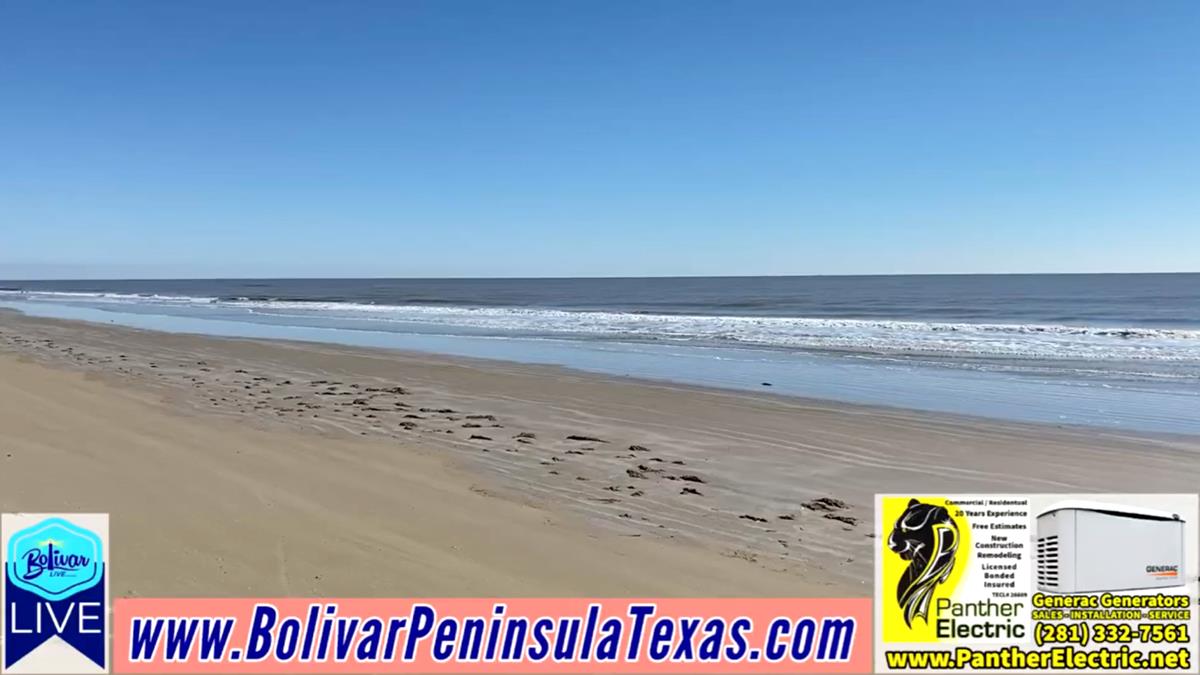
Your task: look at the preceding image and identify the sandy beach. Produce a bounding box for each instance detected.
[2,310,1198,596]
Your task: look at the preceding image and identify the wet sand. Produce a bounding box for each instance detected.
[1,311,1197,595]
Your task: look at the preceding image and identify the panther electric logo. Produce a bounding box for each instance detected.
[886,499,961,628]
[3,514,109,673]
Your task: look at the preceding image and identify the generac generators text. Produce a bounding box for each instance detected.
[1032,593,1190,609]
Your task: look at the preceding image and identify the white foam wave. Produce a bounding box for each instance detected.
[0,290,216,304]
[5,290,1200,363]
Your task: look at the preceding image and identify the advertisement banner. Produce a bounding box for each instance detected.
[113,597,870,673]
[5,500,1193,674]
[875,494,1197,673]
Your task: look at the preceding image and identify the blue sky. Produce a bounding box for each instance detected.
[2,1,1197,278]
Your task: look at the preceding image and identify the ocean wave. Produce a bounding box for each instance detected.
[0,290,217,304]
[5,289,1200,363]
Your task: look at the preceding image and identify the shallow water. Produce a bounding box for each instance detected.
[4,276,1200,372]
[3,298,1197,435]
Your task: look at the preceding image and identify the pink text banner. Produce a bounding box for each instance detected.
[114,597,871,673]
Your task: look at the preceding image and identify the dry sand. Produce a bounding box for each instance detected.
[1,311,1197,596]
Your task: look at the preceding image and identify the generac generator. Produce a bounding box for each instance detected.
[1036,501,1185,593]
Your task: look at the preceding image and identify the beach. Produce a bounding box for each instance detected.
[2,310,1197,596]
[4,274,1199,435]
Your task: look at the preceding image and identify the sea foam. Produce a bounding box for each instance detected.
[4,289,1200,364]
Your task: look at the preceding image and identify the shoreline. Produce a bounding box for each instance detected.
[4,297,1198,436]
[6,299,1200,437]
[2,311,1198,593]
[6,307,1197,444]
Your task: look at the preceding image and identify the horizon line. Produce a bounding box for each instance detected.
[1,270,1197,283]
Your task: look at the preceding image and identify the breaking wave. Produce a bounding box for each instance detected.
[4,289,1200,363]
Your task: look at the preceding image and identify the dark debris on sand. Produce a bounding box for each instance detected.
[801,497,848,512]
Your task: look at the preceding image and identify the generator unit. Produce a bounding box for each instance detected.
[1036,501,1186,594]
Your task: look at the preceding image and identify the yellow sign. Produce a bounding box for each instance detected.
[880,496,972,643]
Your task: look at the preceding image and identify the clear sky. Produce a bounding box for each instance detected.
[2,1,1197,279]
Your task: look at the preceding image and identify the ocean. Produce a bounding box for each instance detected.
[2,274,1198,434]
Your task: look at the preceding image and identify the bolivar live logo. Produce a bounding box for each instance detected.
[3,513,109,674]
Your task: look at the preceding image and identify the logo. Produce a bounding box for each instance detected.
[1147,564,1180,577]
[3,513,109,673]
[7,518,103,601]
[886,499,961,628]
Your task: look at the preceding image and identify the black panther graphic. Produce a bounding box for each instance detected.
[887,498,960,628]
